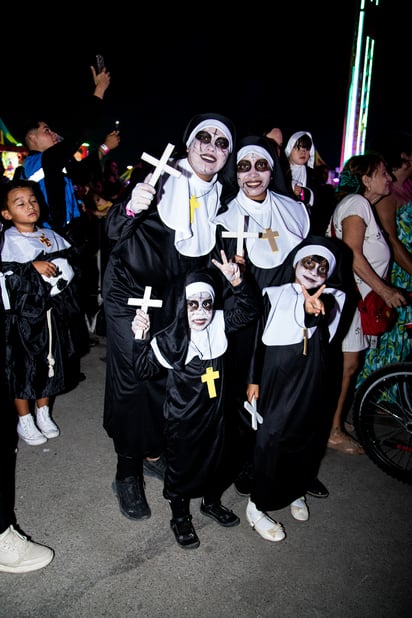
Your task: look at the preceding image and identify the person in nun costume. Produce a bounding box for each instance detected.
[103,113,236,522]
[0,180,89,446]
[244,236,348,541]
[213,135,311,497]
[130,253,259,549]
[284,130,321,224]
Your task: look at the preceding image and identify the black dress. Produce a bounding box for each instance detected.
[247,237,349,512]
[102,157,230,459]
[132,270,259,500]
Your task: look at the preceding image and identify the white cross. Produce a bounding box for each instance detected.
[243,397,263,431]
[128,286,163,339]
[221,213,259,256]
[141,143,181,187]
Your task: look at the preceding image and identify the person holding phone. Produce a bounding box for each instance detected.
[21,62,118,247]
[20,61,120,328]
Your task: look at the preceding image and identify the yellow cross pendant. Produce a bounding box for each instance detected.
[190,196,200,224]
[201,366,220,398]
[303,328,308,356]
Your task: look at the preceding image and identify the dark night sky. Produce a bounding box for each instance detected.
[1,0,407,173]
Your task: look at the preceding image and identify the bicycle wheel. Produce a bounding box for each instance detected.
[353,362,412,485]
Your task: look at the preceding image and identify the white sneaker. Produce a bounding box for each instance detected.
[290,496,309,521]
[35,406,60,439]
[246,499,285,542]
[17,414,47,446]
[0,525,54,573]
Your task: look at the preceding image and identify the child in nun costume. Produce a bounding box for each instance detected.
[131,251,259,549]
[244,236,348,542]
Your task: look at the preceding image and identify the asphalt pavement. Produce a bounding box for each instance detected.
[1,337,411,618]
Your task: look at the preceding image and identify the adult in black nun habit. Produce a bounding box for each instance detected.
[131,254,260,548]
[103,113,236,521]
[244,235,351,541]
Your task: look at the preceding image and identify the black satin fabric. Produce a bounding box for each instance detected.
[2,249,89,399]
[251,319,335,512]
[132,274,259,500]
[102,202,219,458]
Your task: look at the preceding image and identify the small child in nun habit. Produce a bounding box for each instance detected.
[245,236,347,542]
[131,251,259,549]
[0,179,88,447]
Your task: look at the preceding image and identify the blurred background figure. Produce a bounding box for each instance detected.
[356,131,412,387]
[325,153,406,455]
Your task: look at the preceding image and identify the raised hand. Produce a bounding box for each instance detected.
[301,283,326,316]
[212,250,241,285]
[127,174,155,214]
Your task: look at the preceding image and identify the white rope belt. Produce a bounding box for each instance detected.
[46,308,55,377]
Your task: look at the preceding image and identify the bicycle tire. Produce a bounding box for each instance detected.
[353,362,412,485]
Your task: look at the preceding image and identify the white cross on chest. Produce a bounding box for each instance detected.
[221,213,259,256]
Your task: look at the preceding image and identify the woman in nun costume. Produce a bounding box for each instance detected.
[244,236,348,542]
[102,113,236,521]
[130,255,259,549]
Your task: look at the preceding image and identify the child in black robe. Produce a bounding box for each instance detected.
[131,251,259,549]
[0,180,88,446]
[245,237,348,542]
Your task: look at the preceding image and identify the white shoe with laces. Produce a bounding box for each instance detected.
[290,496,309,521]
[246,499,286,542]
[0,525,54,573]
[35,406,60,439]
[17,414,47,446]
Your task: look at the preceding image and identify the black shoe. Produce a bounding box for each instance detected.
[143,454,167,481]
[200,501,240,527]
[170,515,200,549]
[307,478,329,498]
[112,476,151,520]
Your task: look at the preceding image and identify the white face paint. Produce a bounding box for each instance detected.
[187,128,230,179]
[295,256,329,289]
[236,153,272,200]
[186,292,214,331]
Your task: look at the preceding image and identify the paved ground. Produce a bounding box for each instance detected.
[1,338,411,618]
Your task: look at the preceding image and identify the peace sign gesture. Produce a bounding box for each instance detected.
[300,283,326,316]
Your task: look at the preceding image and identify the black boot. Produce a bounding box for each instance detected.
[112,476,151,520]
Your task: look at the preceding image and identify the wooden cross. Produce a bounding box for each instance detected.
[243,397,263,430]
[141,143,181,187]
[221,214,259,256]
[128,286,163,339]
[260,228,279,252]
[201,366,220,398]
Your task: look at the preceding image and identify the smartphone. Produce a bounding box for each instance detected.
[96,54,105,74]
[114,120,120,132]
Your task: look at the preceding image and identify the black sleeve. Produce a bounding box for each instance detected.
[132,339,161,380]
